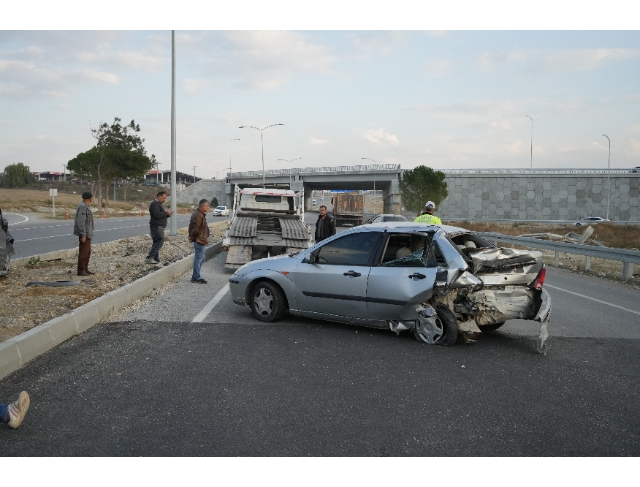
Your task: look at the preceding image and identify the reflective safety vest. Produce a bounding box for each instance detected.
[414,213,442,225]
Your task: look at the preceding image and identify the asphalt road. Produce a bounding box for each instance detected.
[1,209,639,455]
[3,212,229,259]
[1,249,639,455]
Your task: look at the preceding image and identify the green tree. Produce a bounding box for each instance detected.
[70,117,155,207]
[67,147,101,189]
[211,197,219,207]
[1,162,36,188]
[398,165,448,214]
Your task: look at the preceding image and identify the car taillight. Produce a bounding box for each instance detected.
[530,266,546,290]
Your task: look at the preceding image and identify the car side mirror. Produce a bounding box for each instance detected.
[305,250,319,264]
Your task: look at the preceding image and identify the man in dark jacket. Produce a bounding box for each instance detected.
[73,192,95,276]
[188,199,210,283]
[315,205,336,243]
[146,191,173,264]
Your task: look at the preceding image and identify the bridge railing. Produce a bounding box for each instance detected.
[228,164,401,179]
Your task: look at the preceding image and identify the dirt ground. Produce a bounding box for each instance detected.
[0,221,228,343]
[0,187,193,219]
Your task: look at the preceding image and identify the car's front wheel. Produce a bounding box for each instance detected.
[413,304,458,346]
[250,281,286,322]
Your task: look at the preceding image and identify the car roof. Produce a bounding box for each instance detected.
[352,222,470,234]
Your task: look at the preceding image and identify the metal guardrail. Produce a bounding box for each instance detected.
[439,168,635,175]
[478,232,639,281]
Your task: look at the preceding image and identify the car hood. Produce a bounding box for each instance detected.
[234,253,300,276]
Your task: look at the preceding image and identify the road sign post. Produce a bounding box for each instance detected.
[49,188,58,217]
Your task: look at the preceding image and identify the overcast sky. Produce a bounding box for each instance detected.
[2,5,639,179]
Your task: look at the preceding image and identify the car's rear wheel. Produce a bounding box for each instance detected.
[478,322,505,332]
[250,281,286,322]
[413,304,458,346]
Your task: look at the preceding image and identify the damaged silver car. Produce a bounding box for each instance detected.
[229,223,551,353]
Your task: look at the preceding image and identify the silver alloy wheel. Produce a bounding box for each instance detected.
[414,315,444,344]
[253,287,273,316]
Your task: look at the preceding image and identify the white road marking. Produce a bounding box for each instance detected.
[4,213,30,224]
[545,284,640,316]
[16,233,74,242]
[192,284,230,323]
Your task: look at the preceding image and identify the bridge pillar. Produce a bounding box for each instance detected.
[385,179,402,214]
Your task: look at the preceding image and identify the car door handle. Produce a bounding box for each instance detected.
[343,270,361,277]
[408,273,426,279]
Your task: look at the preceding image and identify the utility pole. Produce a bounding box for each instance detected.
[170,29,177,236]
[193,166,197,182]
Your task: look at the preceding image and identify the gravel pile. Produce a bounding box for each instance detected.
[0,221,228,343]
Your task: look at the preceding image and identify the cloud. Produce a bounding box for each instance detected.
[74,50,164,72]
[364,129,400,146]
[183,78,208,95]
[426,58,453,76]
[310,137,329,145]
[542,48,640,71]
[78,69,120,84]
[475,50,527,72]
[203,31,335,90]
[349,31,408,57]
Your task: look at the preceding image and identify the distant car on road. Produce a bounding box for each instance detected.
[212,205,230,216]
[630,166,640,173]
[573,216,610,226]
[370,214,408,224]
[229,222,551,352]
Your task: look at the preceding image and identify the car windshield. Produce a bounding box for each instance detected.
[216,206,225,210]
[380,233,429,267]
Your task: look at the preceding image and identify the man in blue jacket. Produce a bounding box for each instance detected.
[146,191,173,264]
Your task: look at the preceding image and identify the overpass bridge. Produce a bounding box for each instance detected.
[173,165,640,222]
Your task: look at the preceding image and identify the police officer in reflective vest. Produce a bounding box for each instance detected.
[414,201,442,225]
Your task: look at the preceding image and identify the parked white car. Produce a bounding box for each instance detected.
[212,205,230,216]
[573,216,610,226]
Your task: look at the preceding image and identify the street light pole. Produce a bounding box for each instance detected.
[603,134,611,220]
[526,115,533,171]
[361,157,377,213]
[170,29,177,236]
[239,124,284,188]
[229,138,240,179]
[192,166,196,182]
[278,158,301,188]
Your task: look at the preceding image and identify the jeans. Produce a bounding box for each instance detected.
[192,242,206,280]
[147,226,165,261]
[0,402,7,423]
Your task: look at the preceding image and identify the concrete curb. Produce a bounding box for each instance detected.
[0,241,222,381]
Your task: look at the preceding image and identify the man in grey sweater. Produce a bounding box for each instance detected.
[73,192,95,276]
[146,191,173,264]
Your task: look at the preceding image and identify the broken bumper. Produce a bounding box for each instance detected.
[533,288,551,354]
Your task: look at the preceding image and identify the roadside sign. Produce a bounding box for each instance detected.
[50,189,57,217]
